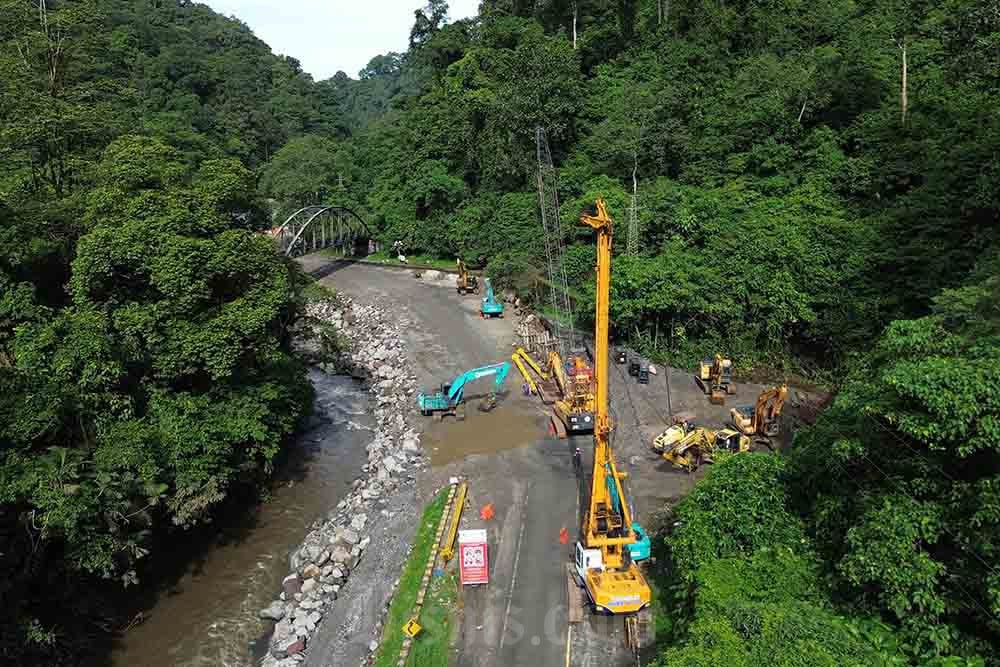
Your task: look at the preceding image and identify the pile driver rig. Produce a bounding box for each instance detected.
[573,199,651,626]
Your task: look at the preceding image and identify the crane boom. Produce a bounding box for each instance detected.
[574,199,650,616]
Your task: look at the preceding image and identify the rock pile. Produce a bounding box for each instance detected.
[260,296,423,667]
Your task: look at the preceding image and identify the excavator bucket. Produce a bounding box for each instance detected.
[710,387,726,405]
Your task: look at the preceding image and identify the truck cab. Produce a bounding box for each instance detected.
[575,542,604,585]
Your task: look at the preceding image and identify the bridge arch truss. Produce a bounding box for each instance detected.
[270,205,371,258]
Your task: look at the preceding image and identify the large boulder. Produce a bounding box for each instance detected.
[259,601,286,621]
[282,574,302,596]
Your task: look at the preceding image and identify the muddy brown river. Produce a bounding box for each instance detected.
[109,370,371,667]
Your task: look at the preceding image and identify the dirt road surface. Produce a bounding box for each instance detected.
[297,257,812,667]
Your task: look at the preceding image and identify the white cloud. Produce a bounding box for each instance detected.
[201,0,481,80]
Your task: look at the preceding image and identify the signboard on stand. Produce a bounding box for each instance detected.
[458,529,489,586]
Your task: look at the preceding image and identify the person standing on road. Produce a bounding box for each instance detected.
[573,447,582,476]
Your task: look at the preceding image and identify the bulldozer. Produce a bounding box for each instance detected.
[697,354,734,405]
[731,384,788,444]
[456,259,479,295]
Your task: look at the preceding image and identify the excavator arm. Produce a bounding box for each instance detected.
[446,362,512,403]
[755,384,788,433]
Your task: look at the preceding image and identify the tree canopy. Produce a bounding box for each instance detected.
[2,0,998,664]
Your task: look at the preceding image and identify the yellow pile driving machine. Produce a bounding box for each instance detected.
[573,199,651,618]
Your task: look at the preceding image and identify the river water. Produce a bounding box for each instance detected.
[110,370,371,667]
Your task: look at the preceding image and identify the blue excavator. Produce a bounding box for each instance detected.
[480,278,504,319]
[417,361,512,420]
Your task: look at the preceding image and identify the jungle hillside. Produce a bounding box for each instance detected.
[1,0,998,665]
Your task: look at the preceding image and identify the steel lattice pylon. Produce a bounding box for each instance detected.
[626,193,639,258]
[535,127,575,354]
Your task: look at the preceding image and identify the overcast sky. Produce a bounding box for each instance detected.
[202,0,481,81]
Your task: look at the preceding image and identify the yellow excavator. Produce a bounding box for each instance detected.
[731,384,788,442]
[455,259,479,295]
[653,423,750,471]
[697,354,734,404]
[573,199,651,617]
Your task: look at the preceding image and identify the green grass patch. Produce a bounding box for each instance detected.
[335,248,460,272]
[373,488,450,667]
[407,570,459,666]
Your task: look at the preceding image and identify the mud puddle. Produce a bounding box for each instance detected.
[109,370,371,667]
[424,401,545,466]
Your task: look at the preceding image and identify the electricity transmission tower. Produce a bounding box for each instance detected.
[626,192,639,257]
[535,127,575,353]
[626,157,639,257]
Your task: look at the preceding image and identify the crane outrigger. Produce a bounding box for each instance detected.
[573,199,651,619]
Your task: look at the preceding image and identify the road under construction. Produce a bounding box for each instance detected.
[292,129,822,667]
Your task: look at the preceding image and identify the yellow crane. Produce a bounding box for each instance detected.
[573,199,651,616]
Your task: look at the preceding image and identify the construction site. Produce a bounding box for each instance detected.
[288,128,825,667]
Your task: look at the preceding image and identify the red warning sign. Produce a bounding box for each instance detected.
[458,529,489,586]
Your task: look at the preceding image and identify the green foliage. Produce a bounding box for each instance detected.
[788,252,1000,658]
[260,135,343,208]
[667,454,807,587]
[658,455,908,666]
[373,488,450,667]
[2,135,311,578]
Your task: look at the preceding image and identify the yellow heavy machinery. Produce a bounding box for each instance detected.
[697,354,734,404]
[654,424,750,471]
[455,259,479,295]
[573,199,651,617]
[511,347,548,396]
[731,384,788,441]
[512,347,595,435]
[550,351,596,434]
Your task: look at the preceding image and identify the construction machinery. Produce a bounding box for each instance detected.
[697,354,734,404]
[550,351,596,434]
[654,423,750,471]
[511,347,549,396]
[456,259,479,295]
[480,278,504,318]
[574,199,651,617]
[417,361,511,420]
[513,347,595,436]
[731,384,788,441]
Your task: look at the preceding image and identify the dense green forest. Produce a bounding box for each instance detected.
[1,0,997,665]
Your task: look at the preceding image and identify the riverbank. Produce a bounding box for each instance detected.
[260,295,428,666]
[109,370,372,667]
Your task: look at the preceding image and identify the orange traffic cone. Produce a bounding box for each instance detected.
[559,527,569,545]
